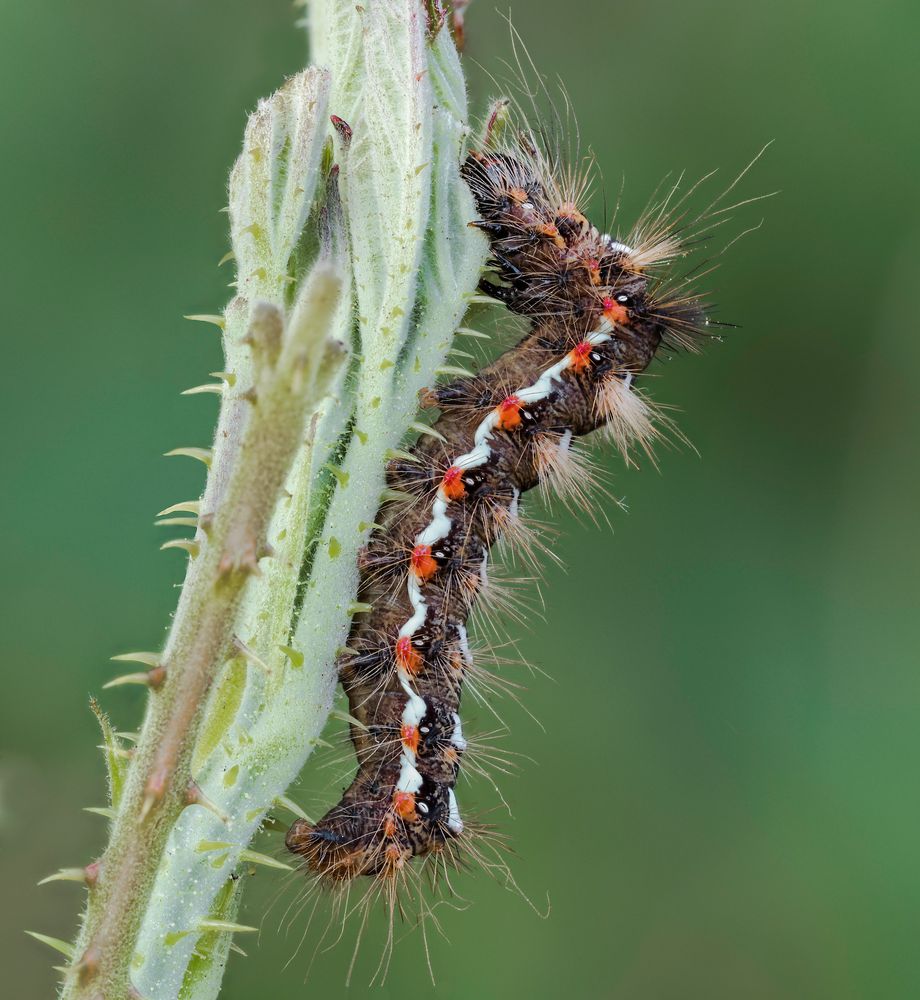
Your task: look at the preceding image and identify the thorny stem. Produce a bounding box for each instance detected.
[63,265,345,999]
[56,3,485,999]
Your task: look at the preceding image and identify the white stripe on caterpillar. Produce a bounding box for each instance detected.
[456,622,474,666]
[451,713,468,751]
[400,318,616,643]
[447,788,464,833]
[394,320,624,835]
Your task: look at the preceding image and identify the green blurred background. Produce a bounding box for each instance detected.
[2,1,918,997]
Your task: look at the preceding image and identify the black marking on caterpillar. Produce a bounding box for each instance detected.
[283,99,747,965]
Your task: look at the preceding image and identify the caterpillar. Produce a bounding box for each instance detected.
[285,102,730,949]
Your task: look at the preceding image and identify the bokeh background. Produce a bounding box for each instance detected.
[2,1,918,997]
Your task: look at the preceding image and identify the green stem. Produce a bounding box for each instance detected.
[58,4,485,999]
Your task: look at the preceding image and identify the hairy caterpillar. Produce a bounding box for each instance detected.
[284,99,743,960]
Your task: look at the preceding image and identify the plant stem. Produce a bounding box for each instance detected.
[58,5,484,997]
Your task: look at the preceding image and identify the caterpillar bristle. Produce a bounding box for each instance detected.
[534,430,610,519]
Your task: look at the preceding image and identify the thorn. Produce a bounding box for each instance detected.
[25,931,75,960]
[232,637,271,673]
[157,501,200,517]
[140,768,167,822]
[448,346,476,360]
[181,383,224,396]
[197,920,258,935]
[96,743,134,759]
[164,447,212,467]
[160,538,200,557]
[184,313,225,330]
[456,326,491,340]
[385,448,420,464]
[209,371,236,386]
[111,652,161,668]
[409,420,447,443]
[84,806,116,820]
[155,516,198,528]
[324,463,349,488]
[102,665,166,690]
[347,601,373,615]
[330,708,367,731]
[379,487,412,504]
[217,250,235,267]
[239,848,292,871]
[274,795,314,823]
[278,645,303,668]
[37,864,97,887]
[436,365,475,378]
[186,782,229,824]
[195,839,233,853]
[229,942,248,957]
[469,294,502,305]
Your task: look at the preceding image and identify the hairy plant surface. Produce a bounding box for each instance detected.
[44,4,485,998]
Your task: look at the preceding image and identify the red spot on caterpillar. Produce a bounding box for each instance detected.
[384,842,404,865]
[535,222,565,248]
[495,394,524,431]
[393,791,417,820]
[442,465,466,500]
[410,544,439,581]
[557,202,588,228]
[395,635,423,675]
[568,340,593,373]
[401,724,420,754]
[603,296,629,326]
[383,815,397,838]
